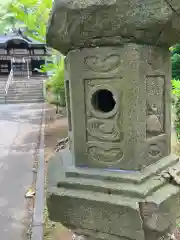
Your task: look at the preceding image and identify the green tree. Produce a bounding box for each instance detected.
[7,0,52,42]
[171,44,180,80]
[0,1,16,33]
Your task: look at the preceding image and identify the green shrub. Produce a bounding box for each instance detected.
[172,79,180,140]
[44,58,64,95]
[172,79,180,96]
[43,57,65,109]
[171,44,180,79]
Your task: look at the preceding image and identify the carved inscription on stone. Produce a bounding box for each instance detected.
[84,54,120,72]
[146,76,165,138]
[85,78,124,166]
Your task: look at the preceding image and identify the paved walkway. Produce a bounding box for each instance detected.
[0,103,43,239]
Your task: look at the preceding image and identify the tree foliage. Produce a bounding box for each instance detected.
[171,44,180,80]
[172,79,180,97]
[172,79,180,140]
[0,1,16,33]
[6,0,52,42]
[42,58,65,94]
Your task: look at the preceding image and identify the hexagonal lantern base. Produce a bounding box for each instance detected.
[47,149,180,240]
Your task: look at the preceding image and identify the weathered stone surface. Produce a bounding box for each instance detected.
[47,148,180,240]
[64,45,172,170]
[47,43,180,239]
[47,0,180,54]
[47,1,180,239]
[47,44,180,239]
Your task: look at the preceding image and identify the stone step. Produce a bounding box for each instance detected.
[11,82,44,85]
[9,86,43,90]
[11,80,44,82]
[8,88,43,92]
[9,86,43,89]
[9,87,43,90]
[13,76,46,79]
[8,86,43,89]
[7,96,44,101]
[8,89,43,93]
[10,83,44,87]
[12,80,44,82]
[56,175,166,198]
[9,84,43,87]
[8,89,43,92]
[7,92,44,96]
[8,94,43,97]
[7,97,44,100]
[6,99,44,103]
[12,79,44,82]
[10,85,44,88]
[12,79,45,81]
[7,94,44,98]
[7,94,43,98]
[6,99,44,104]
[4,77,44,104]
[7,93,44,97]
[10,83,44,85]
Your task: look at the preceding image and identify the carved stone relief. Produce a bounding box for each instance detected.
[87,116,123,142]
[85,78,124,166]
[88,142,124,165]
[148,144,162,158]
[147,141,166,160]
[146,76,165,138]
[143,138,166,165]
[84,54,121,72]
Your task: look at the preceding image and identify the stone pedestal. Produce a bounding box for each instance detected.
[46,1,180,239]
[48,150,180,240]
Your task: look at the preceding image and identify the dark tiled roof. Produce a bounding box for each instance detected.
[0,32,45,46]
[0,35,28,44]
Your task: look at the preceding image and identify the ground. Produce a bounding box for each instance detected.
[44,104,74,240]
[0,103,43,239]
[44,104,180,240]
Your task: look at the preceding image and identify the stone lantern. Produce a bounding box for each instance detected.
[46,1,180,239]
